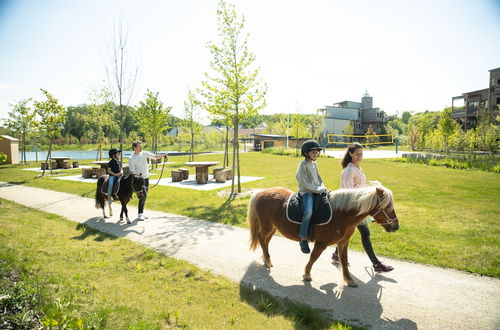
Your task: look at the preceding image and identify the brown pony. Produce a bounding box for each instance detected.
[247,186,399,287]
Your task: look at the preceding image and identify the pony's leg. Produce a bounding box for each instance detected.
[120,200,130,224]
[260,228,276,268]
[303,241,327,281]
[108,201,113,217]
[337,240,357,287]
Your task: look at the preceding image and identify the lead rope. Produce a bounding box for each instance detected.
[149,154,167,189]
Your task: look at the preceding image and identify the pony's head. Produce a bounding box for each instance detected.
[131,174,146,198]
[369,187,399,232]
[329,185,399,232]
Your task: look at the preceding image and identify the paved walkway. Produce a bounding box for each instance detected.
[0,183,498,329]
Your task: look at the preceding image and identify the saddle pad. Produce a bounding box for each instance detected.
[101,176,120,195]
[286,192,333,226]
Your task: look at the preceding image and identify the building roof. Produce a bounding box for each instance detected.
[250,134,291,140]
[0,135,19,141]
[488,67,500,72]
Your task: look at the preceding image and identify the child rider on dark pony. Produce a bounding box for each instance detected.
[107,148,123,204]
[296,140,328,254]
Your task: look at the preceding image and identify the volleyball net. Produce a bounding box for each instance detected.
[327,134,394,146]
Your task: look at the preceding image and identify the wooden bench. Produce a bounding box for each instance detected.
[82,168,93,178]
[72,161,79,168]
[51,161,58,169]
[171,170,183,182]
[41,162,49,170]
[213,167,226,183]
[222,168,233,180]
[178,168,189,180]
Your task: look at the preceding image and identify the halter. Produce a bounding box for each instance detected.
[372,197,398,225]
[129,175,144,195]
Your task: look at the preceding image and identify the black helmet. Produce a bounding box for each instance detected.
[109,148,121,158]
[301,140,322,157]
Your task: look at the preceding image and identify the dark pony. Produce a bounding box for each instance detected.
[95,174,145,223]
[341,142,363,168]
[247,186,399,287]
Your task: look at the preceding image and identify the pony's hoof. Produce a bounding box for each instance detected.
[263,260,273,268]
[303,273,312,281]
[126,218,131,224]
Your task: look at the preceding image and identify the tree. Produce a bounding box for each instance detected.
[307,115,324,140]
[343,121,354,135]
[268,114,289,136]
[365,124,379,147]
[402,111,412,124]
[33,89,66,175]
[85,86,116,160]
[290,114,308,139]
[105,16,139,161]
[4,98,37,163]
[134,90,171,155]
[182,90,203,161]
[437,107,458,153]
[200,0,267,195]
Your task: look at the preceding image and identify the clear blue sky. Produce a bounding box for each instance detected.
[0,0,499,122]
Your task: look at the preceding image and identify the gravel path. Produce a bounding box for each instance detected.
[0,182,498,329]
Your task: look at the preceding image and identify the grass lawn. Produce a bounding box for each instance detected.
[1,152,499,277]
[0,198,352,329]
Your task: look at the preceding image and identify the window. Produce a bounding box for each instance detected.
[496,97,500,106]
[497,79,500,85]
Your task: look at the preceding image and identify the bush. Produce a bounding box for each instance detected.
[402,152,500,172]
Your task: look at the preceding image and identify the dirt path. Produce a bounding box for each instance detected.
[0,182,498,329]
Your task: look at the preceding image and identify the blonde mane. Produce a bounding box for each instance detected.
[328,186,394,215]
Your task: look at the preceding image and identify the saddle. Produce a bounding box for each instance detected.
[286,191,333,226]
[101,175,121,198]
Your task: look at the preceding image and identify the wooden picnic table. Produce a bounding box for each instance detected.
[92,161,109,170]
[185,161,220,184]
[51,156,71,169]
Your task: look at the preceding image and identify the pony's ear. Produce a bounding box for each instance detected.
[375,187,384,196]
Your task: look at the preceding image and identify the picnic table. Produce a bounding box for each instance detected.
[185,161,220,184]
[92,161,109,170]
[51,156,71,169]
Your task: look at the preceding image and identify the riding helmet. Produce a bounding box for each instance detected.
[109,148,121,158]
[301,140,323,157]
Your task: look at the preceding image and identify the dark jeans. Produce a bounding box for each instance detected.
[138,178,149,214]
[335,222,380,265]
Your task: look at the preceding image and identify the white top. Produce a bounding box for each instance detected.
[296,160,326,194]
[340,162,367,189]
[128,151,157,179]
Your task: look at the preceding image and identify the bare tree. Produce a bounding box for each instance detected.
[104,16,139,160]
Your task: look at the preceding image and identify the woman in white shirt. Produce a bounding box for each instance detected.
[129,141,166,221]
[332,143,393,272]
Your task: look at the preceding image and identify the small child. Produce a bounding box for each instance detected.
[296,140,327,254]
[107,148,123,204]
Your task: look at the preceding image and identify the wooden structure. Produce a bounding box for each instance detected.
[171,170,183,182]
[222,168,233,180]
[185,161,220,184]
[82,168,93,178]
[178,168,189,180]
[51,156,71,169]
[213,167,226,183]
[72,161,79,168]
[0,135,19,164]
[92,161,109,171]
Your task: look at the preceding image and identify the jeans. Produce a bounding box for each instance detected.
[299,192,314,239]
[138,178,150,214]
[107,175,116,198]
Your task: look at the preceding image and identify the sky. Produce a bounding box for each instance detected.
[0,0,499,123]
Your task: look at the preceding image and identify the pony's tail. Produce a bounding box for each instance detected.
[247,190,261,251]
[95,177,105,209]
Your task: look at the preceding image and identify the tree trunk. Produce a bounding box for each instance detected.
[42,140,53,176]
[236,134,241,192]
[224,126,229,167]
[190,131,195,162]
[22,132,26,163]
[230,120,237,196]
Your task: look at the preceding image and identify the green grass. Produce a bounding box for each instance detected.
[0,198,352,329]
[1,152,499,277]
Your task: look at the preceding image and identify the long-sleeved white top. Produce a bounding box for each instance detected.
[128,151,157,179]
[340,162,367,189]
[296,160,326,194]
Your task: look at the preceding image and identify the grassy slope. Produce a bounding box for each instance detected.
[0,198,351,329]
[1,152,499,277]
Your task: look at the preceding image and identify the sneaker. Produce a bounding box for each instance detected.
[300,240,310,254]
[373,262,394,272]
[331,251,340,263]
[138,213,145,221]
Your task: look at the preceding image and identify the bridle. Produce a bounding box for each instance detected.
[129,175,144,195]
[372,197,398,225]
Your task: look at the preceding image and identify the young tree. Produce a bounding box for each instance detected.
[85,86,115,160]
[182,90,203,162]
[437,107,458,153]
[200,0,267,195]
[290,114,308,139]
[365,124,379,148]
[4,98,37,163]
[307,115,324,140]
[343,121,354,135]
[134,90,171,155]
[104,16,139,161]
[33,89,66,175]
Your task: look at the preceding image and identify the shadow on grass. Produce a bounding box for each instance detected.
[239,262,418,330]
[72,220,118,241]
[183,196,247,226]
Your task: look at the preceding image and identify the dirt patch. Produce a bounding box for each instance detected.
[216,188,261,199]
